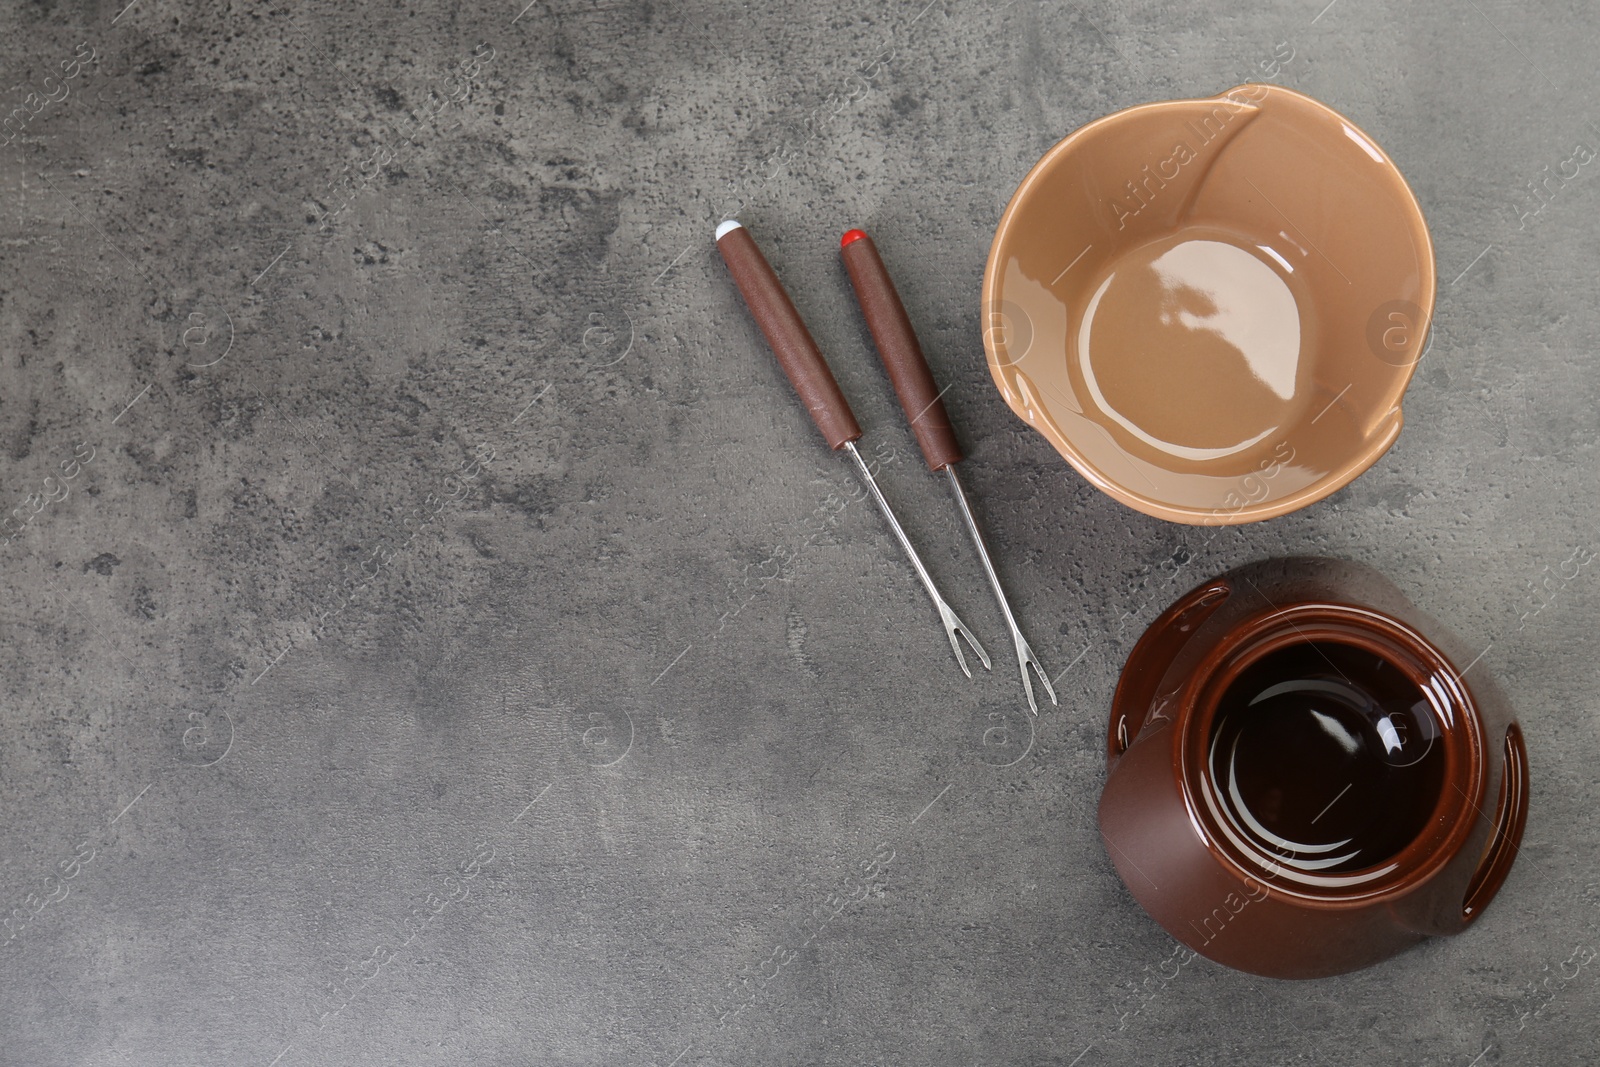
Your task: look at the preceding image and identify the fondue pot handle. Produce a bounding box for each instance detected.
[1461,722,1530,923]
[1107,579,1231,765]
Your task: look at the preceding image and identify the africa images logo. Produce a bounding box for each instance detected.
[1107,84,1269,231]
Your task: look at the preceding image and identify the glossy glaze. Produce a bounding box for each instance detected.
[984,86,1435,524]
[1209,640,1445,875]
[1099,559,1528,979]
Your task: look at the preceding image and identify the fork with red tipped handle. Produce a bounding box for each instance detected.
[839,227,1057,714]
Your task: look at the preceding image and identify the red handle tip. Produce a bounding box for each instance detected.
[840,228,869,248]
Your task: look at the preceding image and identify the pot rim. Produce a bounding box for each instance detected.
[1175,602,1487,905]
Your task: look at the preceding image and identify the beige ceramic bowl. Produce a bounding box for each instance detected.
[982,84,1435,524]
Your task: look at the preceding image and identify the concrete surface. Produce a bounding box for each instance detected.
[1,1,1597,1064]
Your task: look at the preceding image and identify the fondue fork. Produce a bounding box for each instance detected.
[839,228,1056,714]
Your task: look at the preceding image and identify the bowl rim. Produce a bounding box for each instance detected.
[1176,603,1484,902]
[981,83,1437,525]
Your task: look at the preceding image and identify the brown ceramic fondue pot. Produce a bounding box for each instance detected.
[1099,558,1528,979]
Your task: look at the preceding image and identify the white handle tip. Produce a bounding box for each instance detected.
[715,219,742,241]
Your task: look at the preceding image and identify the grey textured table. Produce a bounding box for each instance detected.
[1,2,1595,1064]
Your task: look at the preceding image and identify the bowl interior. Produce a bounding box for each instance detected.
[983,84,1435,524]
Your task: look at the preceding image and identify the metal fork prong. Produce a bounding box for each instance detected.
[940,602,991,678]
[1016,634,1057,716]
[945,623,973,678]
[1019,657,1038,715]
